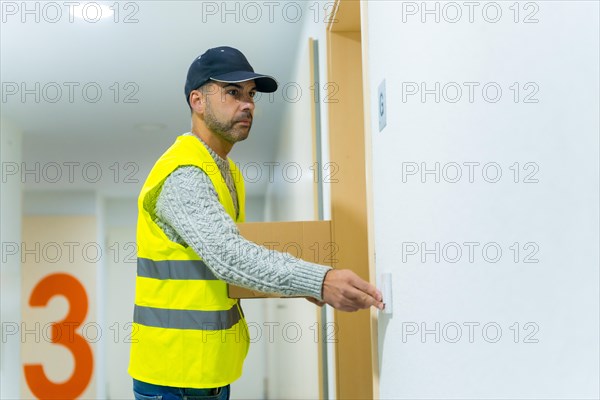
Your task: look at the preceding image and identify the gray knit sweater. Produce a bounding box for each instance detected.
[154,133,331,300]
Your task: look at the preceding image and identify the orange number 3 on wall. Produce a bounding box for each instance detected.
[24,273,93,400]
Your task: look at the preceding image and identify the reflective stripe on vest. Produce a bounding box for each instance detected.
[137,258,218,280]
[134,304,241,330]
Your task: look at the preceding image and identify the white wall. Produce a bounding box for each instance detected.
[0,118,23,399]
[245,195,266,222]
[103,197,136,400]
[364,1,599,399]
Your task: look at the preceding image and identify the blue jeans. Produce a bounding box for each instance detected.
[133,379,230,400]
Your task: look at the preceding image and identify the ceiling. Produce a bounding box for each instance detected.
[1,1,309,197]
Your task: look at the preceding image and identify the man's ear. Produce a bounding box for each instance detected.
[189,90,205,114]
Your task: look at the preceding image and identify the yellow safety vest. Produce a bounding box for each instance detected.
[128,134,249,388]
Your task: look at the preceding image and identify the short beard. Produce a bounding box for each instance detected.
[203,97,250,144]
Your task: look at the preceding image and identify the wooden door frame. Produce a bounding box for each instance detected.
[327,1,379,398]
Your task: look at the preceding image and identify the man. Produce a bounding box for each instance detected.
[128,46,383,400]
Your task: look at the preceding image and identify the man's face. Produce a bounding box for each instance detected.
[200,80,257,144]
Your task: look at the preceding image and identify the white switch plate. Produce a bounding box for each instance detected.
[380,272,393,314]
[378,80,387,132]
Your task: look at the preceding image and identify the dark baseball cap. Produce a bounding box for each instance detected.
[185,46,278,107]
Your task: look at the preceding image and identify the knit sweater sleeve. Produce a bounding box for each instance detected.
[155,165,331,300]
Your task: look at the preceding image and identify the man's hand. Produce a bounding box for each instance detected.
[322,269,384,312]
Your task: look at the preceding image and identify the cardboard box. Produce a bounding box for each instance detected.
[228,220,333,298]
